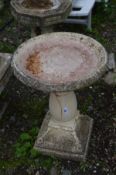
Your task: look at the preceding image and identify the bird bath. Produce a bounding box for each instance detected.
[12,32,107,160]
[10,0,72,35]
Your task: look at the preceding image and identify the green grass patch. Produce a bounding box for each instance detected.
[11,126,58,172]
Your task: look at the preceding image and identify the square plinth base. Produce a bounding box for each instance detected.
[34,112,93,161]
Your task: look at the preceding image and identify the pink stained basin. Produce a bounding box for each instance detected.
[12,32,107,92]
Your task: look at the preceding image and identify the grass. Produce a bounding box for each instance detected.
[0,125,58,173]
[0,41,15,53]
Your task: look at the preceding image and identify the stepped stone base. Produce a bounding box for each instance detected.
[34,112,93,160]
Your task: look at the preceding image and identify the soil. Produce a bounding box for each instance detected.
[22,0,53,9]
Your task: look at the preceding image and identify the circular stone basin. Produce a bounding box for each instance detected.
[12,32,107,92]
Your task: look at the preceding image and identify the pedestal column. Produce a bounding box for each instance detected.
[49,91,77,122]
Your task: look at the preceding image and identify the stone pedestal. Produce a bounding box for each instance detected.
[34,91,93,160]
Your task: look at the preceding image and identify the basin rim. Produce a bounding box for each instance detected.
[12,32,108,92]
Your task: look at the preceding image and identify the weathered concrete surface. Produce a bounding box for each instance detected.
[12,32,107,92]
[34,111,93,160]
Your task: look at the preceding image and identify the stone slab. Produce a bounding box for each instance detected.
[34,112,93,160]
[0,53,12,80]
[0,53,12,94]
[0,67,12,94]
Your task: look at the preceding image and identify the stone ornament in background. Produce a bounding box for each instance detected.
[12,32,107,160]
[10,0,72,35]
